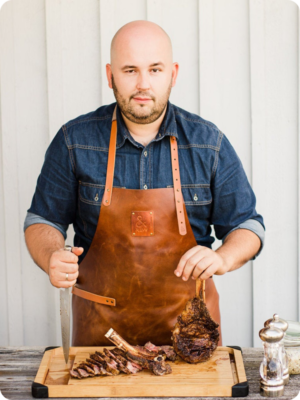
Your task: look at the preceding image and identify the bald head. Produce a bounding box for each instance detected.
[110,20,173,67]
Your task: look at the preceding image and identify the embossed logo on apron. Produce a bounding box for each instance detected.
[131,211,154,236]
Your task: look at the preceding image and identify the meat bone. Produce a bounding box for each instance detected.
[105,328,172,375]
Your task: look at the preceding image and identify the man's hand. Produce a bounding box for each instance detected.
[174,229,262,281]
[48,247,84,288]
[174,245,228,281]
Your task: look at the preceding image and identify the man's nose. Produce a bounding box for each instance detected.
[136,72,150,91]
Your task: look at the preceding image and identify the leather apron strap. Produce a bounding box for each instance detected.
[101,105,187,235]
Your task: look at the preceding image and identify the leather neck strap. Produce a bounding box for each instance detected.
[102,105,187,236]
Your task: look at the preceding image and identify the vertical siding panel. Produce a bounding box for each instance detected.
[162,0,199,114]
[99,0,116,106]
[0,1,24,345]
[47,0,102,139]
[199,0,253,347]
[45,0,64,140]
[0,27,8,345]
[298,6,300,322]
[146,0,163,25]
[13,0,54,346]
[250,0,299,347]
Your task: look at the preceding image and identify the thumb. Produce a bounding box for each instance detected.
[71,246,84,256]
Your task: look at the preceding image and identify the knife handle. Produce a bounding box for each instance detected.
[64,245,72,252]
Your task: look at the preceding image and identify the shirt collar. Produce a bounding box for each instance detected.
[114,100,178,148]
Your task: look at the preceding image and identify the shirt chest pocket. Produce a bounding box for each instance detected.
[182,186,212,206]
[181,185,212,222]
[78,181,105,205]
[78,182,104,239]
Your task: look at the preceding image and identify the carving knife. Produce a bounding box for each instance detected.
[60,245,73,364]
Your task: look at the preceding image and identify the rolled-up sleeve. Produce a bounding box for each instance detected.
[26,126,78,227]
[24,211,68,239]
[211,132,265,254]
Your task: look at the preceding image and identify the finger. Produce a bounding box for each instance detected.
[198,264,217,280]
[58,270,79,282]
[70,247,84,256]
[174,246,205,277]
[51,261,79,274]
[191,256,215,280]
[56,250,79,263]
[181,252,208,281]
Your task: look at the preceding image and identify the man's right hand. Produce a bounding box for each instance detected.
[48,247,84,288]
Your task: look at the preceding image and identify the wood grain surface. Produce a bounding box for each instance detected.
[1,347,300,399]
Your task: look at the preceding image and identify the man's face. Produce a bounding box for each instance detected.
[107,26,178,125]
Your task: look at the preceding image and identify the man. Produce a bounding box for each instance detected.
[24,20,264,347]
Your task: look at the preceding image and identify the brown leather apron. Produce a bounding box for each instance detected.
[71,106,222,346]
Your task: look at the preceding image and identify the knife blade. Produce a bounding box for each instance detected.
[60,245,72,365]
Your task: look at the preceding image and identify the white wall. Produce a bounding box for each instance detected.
[0,0,298,348]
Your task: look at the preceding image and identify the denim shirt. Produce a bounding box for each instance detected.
[24,101,265,264]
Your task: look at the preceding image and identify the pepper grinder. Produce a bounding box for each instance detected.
[259,323,284,397]
[264,314,289,385]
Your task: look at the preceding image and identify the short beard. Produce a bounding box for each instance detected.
[111,75,172,124]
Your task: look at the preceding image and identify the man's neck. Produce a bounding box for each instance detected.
[121,107,167,147]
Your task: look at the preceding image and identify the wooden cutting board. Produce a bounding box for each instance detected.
[32,346,248,398]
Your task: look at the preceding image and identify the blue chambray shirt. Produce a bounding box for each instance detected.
[24,101,265,264]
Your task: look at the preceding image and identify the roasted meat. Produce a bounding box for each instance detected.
[172,279,219,363]
[69,332,174,378]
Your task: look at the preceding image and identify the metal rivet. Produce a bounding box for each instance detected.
[177,189,179,192]
[174,158,176,161]
[133,233,136,235]
[94,194,99,201]
[111,301,113,303]
[105,200,108,203]
[194,194,198,201]
[150,212,152,215]
[177,200,180,203]
[106,300,109,303]
[150,233,153,235]
[175,169,177,171]
[132,212,135,215]
[107,188,110,192]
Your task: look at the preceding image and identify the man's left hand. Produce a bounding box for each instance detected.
[174,245,229,281]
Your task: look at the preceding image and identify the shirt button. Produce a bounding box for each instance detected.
[193,194,198,201]
[144,151,147,157]
[144,185,148,190]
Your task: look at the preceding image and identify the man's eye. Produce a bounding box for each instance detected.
[126,70,135,73]
[152,69,160,73]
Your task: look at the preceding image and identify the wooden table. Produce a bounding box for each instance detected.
[0,347,299,400]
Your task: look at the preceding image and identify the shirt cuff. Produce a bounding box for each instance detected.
[23,211,68,240]
[221,219,265,260]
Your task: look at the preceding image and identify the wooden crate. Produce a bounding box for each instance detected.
[32,346,248,398]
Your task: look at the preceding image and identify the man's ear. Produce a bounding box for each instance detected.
[171,63,179,87]
[106,64,113,88]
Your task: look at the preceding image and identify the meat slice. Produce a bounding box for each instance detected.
[70,370,81,379]
[144,342,177,361]
[172,279,219,363]
[160,345,177,361]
